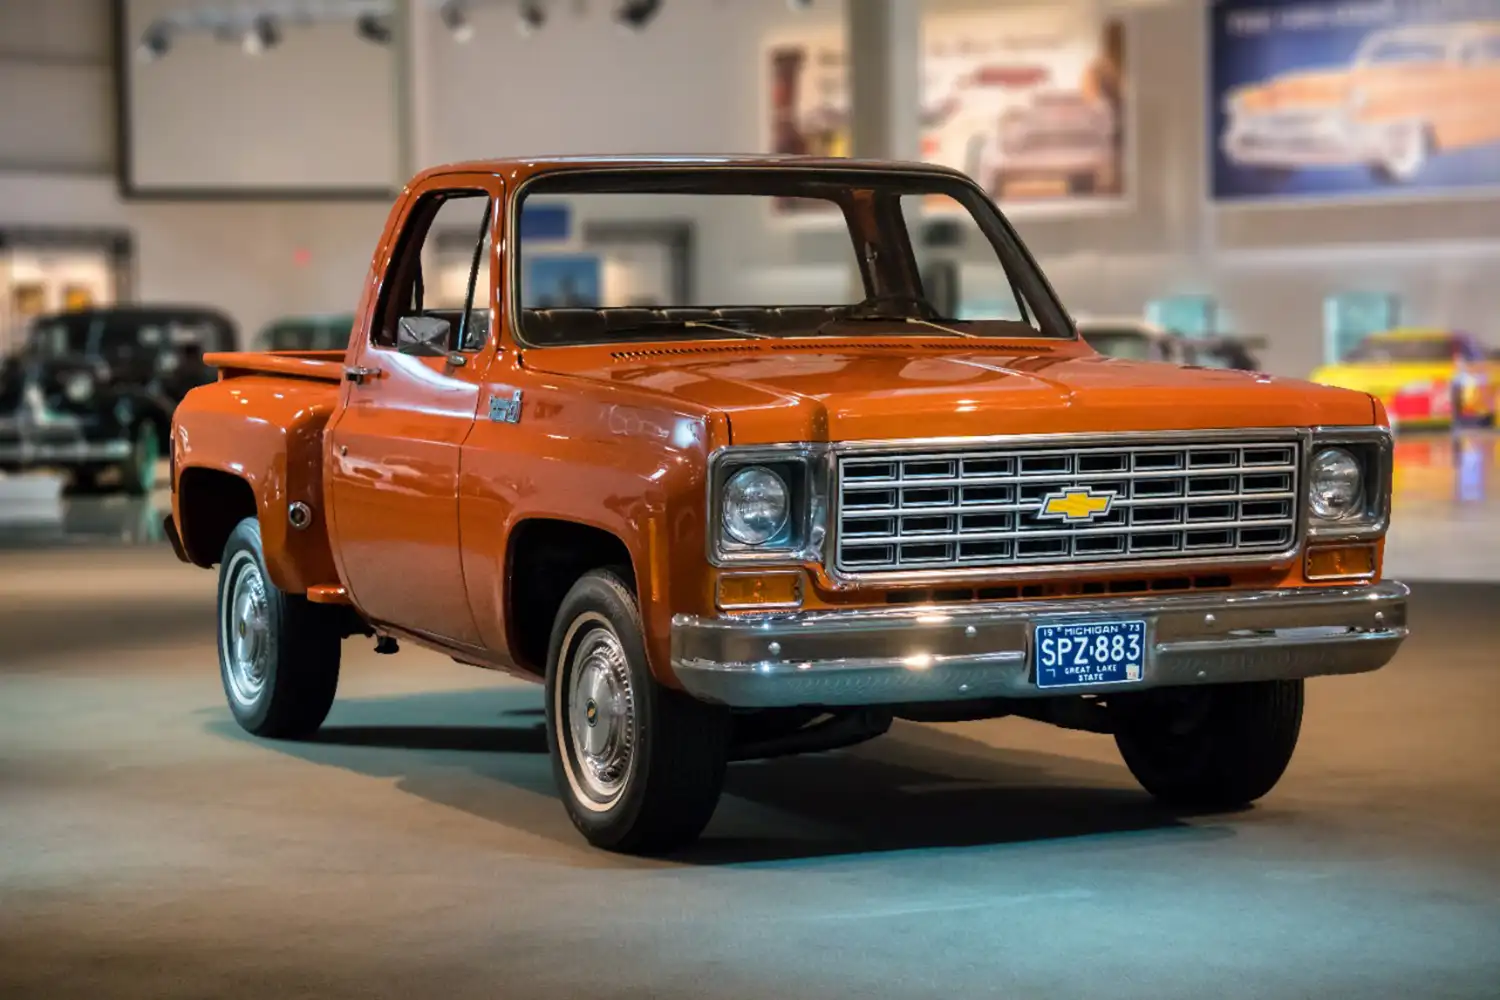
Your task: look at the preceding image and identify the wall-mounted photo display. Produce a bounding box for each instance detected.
[765,5,1129,216]
[116,0,400,197]
[1210,0,1500,204]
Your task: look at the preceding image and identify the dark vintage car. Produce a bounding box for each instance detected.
[252,313,355,353]
[0,306,236,493]
[1076,318,1262,371]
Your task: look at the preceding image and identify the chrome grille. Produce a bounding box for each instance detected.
[835,440,1300,573]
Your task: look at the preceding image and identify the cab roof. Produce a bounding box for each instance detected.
[408,154,968,187]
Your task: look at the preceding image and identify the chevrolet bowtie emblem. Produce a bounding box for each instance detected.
[1039,488,1114,522]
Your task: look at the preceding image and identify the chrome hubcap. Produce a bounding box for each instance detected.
[220,551,270,706]
[563,622,635,806]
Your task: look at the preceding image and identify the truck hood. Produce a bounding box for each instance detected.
[524,341,1376,443]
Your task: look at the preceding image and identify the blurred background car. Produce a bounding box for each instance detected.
[0,305,234,493]
[252,313,356,353]
[1309,327,1498,428]
[1075,317,1262,370]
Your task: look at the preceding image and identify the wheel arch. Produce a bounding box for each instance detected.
[503,516,638,676]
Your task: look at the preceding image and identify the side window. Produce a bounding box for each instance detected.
[373,189,493,353]
[902,194,1039,330]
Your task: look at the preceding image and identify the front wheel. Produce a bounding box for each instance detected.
[1113,680,1303,810]
[545,569,730,854]
[217,516,341,738]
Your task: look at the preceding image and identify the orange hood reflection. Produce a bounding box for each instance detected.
[523,340,1377,443]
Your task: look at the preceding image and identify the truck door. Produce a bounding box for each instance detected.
[325,177,501,645]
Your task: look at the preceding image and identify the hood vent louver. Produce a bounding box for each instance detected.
[609,340,1057,362]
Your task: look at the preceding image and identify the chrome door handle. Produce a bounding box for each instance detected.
[343,365,382,384]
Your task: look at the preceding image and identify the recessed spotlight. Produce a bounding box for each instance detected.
[615,0,661,31]
[136,22,172,61]
[355,12,393,44]
[242,16,281,55]
[518,0,546,36]
[440,1,475,42]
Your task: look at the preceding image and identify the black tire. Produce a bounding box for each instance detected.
[216,516,341,739]
[545,568,730,854]
[1113,680,1303,810]
[116,423,159,496]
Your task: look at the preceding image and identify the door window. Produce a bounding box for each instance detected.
[373,190,494,354]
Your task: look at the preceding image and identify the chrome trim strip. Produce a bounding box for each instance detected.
[670,581,1409,708]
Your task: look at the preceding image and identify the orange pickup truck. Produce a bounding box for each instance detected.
[166,155,1407,854]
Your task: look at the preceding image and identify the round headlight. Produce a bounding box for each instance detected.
[1309,447,1363,520]
[63,372,94,403]
[722,466,789,546]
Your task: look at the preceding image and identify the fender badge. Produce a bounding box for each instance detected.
[489,388,523,424]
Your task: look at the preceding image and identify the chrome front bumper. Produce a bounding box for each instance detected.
[0,438,131,465]
[0,416,130,466]
[670,582,1409,708]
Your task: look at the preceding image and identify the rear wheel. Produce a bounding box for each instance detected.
[545,568,730,854]
[217,516,341,738]
[1113,680,1303,810]
[116,423,158,496]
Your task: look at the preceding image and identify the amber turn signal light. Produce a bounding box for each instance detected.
[716,573,803,610]
[1305,544,1377,581]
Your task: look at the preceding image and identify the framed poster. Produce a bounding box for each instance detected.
[1210,0,1500,204]
[765,6,1129,216]
[115,0,399,198]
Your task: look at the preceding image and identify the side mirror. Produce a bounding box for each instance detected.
[396,315,450,356]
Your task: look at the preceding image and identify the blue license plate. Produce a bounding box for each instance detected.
[1034,620,1147,690]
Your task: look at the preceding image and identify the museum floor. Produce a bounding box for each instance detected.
[0,429,1497,999]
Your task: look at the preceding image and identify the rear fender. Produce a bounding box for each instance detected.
[171,376,340,595]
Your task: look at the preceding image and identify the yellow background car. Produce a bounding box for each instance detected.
[1310,328,1498,427]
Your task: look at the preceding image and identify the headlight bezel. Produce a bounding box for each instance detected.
[1305,427,1392,541]
[707,444,829,566]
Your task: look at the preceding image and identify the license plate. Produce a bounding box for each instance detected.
[1034,620,1147,690]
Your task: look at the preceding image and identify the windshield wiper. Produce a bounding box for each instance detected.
[607,319,772,340]
[813,311,977,339]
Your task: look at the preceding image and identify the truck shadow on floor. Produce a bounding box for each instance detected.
[205,686,1232,865]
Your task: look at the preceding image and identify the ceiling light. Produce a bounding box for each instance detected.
[614,0,661,31]
[242,16,281,55]
[786,0,812,9]
[355,12,393,44]
[136,22,172,61]
[518,0,546,36]
[440,1,475,42]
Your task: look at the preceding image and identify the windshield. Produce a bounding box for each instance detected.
[1080,329,1159,361]
[1344,336,1455,363]
[513,168,1069,347]
[1361,36,1448,65]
